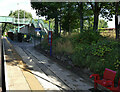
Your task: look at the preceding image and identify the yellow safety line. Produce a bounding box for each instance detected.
[5,37,45,91]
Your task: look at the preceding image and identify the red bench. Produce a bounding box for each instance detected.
[90,68,116,90]
[107,78,120,92]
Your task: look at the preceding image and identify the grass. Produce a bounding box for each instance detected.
[99,29,116,39]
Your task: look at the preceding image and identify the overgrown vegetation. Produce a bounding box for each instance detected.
[40,31,120,82]
[31,2,120,83]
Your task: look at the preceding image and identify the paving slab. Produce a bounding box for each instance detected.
[6,65,30,90]
[3,37,44,91]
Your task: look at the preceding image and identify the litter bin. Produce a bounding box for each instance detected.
[8,32,14,40]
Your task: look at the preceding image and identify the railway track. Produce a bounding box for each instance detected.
[18,46,72,91]
[13,43,93,91]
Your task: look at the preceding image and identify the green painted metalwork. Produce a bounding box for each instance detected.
[0,16,54,37]
[32,19,51,32]
[0,16,30,24]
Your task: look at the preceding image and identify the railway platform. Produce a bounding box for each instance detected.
[3,37,94,91]
[3,37,44,91]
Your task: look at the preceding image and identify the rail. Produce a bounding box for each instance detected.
[0,16,31,25]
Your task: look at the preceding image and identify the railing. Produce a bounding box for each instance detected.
[14,18,31,24]
[0,16,31,24]
[0,16,13,23]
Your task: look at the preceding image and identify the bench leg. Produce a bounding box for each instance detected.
[94,82,98,90]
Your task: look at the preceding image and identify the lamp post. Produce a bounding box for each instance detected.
[24,10,25,22]
[17,3,19,33]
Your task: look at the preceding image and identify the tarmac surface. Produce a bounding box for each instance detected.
[3,37,95,91]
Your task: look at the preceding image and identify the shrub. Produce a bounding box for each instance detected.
[52,37,73,55]
[78,30,103,44]
[40,34,49,50]
[72,43,91,66]
[40,30,120,82]
[71,32,120,80]
[91,40,113,57]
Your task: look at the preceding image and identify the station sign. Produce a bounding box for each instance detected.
[48,31,52,45]
[35,28,41,32]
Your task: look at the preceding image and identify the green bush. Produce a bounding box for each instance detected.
[72,43,90,67]
[52,36,73,55]
[91,40,113,57]
[40,34,49,50]
[78,30,103,44]
[40,30,120,82]
[71,31,120,81]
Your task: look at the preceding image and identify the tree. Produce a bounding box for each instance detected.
[115,2,119,39]
[89,2,103,31]
[99,2,120,39]
[103,2,120,39]
[98,19,108,28]
[61,2,93,33]
[60,3,79,34]
[77,2,83,32]
[75,2,93,31]
[88,2,115,31]
[83,16,94,30]
[31,2,62,36]
[31,2,117,36]
[5,10,33,32]
[9,10,32,19]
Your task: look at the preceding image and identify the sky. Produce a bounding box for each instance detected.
[0,0,39,19]
[100,15,115,28]
[0,0,115,28]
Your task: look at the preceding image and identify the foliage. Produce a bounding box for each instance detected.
[98,19,108,28]
[36,2,120,82]
[71,32,120,80]
[91,40,112,57]
[88,2,116,31]
[41,34,73,55]
[72,43,91,67]
[60,3,80,33]
[40,34,49,50]
[40,30,120,81]
[31,2,63,35]
[31,2,117,35]
[9,10,32,19]
[78,30,103,44]
[52,37,73,55]
[4,10,33,32]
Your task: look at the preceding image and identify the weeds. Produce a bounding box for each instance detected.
[40,31,120,82]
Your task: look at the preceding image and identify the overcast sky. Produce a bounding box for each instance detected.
[0,0,115,28]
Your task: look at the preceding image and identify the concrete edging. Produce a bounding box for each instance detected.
[3,37,9,91]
